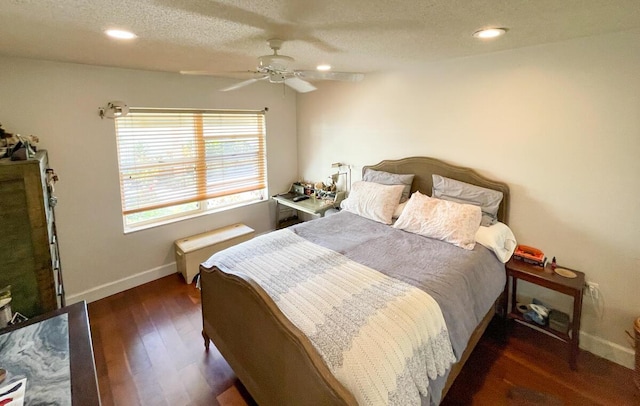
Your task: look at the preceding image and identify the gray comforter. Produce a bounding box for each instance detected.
[290,211,506,404]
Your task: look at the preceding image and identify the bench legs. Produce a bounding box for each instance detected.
[202,330,210,351]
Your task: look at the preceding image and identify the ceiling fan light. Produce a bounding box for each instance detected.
[105,29,137,40]
[472,28,507,39]
[316,64,331,71]
[259,54,294,70]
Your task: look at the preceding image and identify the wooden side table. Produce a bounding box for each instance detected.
[504,259,585,370]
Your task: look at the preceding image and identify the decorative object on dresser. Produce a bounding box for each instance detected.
[0,123,40,161]
[0,150,64,319]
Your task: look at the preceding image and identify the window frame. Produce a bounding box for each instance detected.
[114,108,268,232]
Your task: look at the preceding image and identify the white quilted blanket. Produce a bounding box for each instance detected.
[206,229,456,405]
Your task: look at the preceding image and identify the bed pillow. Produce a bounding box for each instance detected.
[475,222,517,263]
[363,168,415,203]
[341,181,404,224]
[432,174,503,227]
[393,201,407,219]
[393,191,482,250]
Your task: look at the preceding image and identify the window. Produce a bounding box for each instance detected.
[114,108,267,231]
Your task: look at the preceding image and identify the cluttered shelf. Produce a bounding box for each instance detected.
[507,309,572,342]
[273,181,346,228]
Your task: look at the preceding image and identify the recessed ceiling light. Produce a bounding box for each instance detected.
[105,29,137,40]
[472,28,507,39]
[316,64,332,71]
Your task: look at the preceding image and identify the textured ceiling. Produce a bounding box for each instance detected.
[1,0,639,77]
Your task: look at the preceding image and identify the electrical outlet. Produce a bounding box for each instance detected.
[585,281,599,300]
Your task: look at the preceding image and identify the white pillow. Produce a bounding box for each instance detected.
[393,191,481,250]
[341,181,404,224]
[393,201,407,219]
[475,222,517,263]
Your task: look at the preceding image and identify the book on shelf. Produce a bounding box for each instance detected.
[512,254,547,268]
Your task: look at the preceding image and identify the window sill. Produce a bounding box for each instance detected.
[123,199,268,234]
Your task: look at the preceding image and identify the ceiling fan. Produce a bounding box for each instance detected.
[182,39,364,93]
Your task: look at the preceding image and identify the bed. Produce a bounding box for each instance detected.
[200,156,511,405]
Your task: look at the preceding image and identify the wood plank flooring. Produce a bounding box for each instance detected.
[88,274,639,405]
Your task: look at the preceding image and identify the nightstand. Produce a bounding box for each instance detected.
[504,258,585,370]
[272,193,337,228]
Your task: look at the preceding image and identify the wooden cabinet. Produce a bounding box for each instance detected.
[0,150,64,318]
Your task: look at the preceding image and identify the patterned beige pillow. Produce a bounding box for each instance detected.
[432,174,503,226]
[393,191,482,250]
[363,168,415,203]
[341,181,404,224]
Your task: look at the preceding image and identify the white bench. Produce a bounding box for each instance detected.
[174,223,254,284]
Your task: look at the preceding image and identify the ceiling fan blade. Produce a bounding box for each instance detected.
[296,71,365,82]
[180,70,217,76]
[220,76,268,92]
[284,77,317,93]
[181,70,265,79]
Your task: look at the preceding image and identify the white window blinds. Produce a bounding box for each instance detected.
[115,109,266,216]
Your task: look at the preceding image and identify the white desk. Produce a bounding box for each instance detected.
[273,193,336,228]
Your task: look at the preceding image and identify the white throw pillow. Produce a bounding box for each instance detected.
[393,201,407,219]
[341,181,404,224]
[475,222,517,263]
[393,191,482,250]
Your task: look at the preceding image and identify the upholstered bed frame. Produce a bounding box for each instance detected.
[200,156,510,405]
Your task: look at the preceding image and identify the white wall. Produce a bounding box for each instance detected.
[297,30,640,367]
[0,56,297,301]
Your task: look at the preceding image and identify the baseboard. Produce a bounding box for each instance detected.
[66,262,177,305]
[580,330,635,370]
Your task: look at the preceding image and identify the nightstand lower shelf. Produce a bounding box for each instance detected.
[507,311,572,343]
[278,215,303,228]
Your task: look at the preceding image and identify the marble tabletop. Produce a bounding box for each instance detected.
[0,313,71,405]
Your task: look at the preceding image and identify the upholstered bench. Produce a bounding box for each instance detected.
[174,223,254,284]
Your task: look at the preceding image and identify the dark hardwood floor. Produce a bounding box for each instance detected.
[88,274,639,406]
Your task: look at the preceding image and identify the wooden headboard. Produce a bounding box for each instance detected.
[363,156,510,224]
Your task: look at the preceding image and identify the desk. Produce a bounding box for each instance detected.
[273,193,337,228]
[0,302,100,405]
[504,259,585,370]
